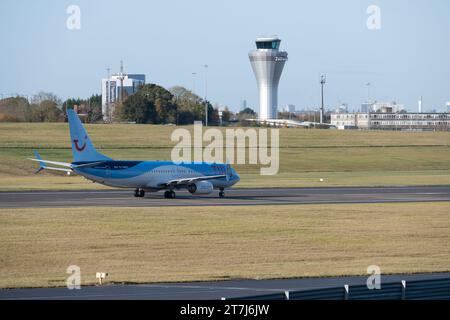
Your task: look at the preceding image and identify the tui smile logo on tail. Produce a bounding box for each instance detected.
[73,136,87,152]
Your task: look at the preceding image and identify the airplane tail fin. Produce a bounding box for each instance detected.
[67,109,111,162]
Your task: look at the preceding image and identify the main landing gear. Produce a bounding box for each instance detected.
[134,188,145,197]
[164,190,176,199]
[219,188,225,198]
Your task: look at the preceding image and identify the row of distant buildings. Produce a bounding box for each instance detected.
[100,38,449,131]
[331,101,450,131]
[100,64,450,131]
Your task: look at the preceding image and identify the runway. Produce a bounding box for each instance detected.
[1,273,449,300]
[0,186,450,208]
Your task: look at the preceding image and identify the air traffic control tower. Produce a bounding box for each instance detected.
[249,36,288,120]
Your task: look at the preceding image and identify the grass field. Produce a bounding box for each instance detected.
[0,202,449,288]
[0,122,449,190]
[1,123,448,289]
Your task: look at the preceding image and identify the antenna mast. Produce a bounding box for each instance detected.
[118,60,126,104]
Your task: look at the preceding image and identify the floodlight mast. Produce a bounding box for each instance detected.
[203,64,208,126]
[106,67,111,121]
[320,75,326,124]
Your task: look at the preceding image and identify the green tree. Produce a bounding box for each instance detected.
[118,93,148,123]
[221,107,232,123]
[236,107,256,125]
[86,94,102,123]
[118,84,175,124]
[210,107,220,125]
[63,98,84,110]
[63,95,102,123]
[238,107,256,117]
[169,86,212,125]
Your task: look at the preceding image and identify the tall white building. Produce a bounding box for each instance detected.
[249,36,288,120]
[101,73,145,122]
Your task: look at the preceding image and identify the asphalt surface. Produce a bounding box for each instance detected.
[1,186,449,299]
[1,273,449,300]
[0,186,449,208]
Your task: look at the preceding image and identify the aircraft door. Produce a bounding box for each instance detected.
[105,162,111,180]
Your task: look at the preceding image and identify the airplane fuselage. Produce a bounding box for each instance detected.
[73,160,240,190]
[30,109,240,198]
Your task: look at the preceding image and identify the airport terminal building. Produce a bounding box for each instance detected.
[331,112,450,131]
[332,101,450,131]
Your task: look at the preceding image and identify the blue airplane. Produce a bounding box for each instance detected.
[29,109,240,198]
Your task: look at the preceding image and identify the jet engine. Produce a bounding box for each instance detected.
[187,181,214,194]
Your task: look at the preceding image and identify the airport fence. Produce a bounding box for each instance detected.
[224,278,450,300]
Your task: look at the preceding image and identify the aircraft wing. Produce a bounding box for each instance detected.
[162,174,227,187]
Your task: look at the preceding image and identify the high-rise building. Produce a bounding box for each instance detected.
[101,73,145,122]
[240,99,247,111]
[249,36,288,120]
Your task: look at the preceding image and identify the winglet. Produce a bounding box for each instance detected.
[33,150,45,174]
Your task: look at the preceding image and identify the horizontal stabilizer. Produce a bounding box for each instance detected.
[40,166,71,172]
[28,158,72,168]
[29,150,73,174]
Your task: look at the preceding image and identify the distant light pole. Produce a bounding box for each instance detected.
[174,93,179,126]
[106,67,111,121]
[366,82,371,102]
[366,83,372,130]
[320,75,326,124]
[203,64,208,126]
[192,72,197,94]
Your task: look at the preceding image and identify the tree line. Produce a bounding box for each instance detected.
[0,92,102,123]
[0,84,256,125]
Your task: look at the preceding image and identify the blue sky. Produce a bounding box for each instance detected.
[0,0,449,112]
